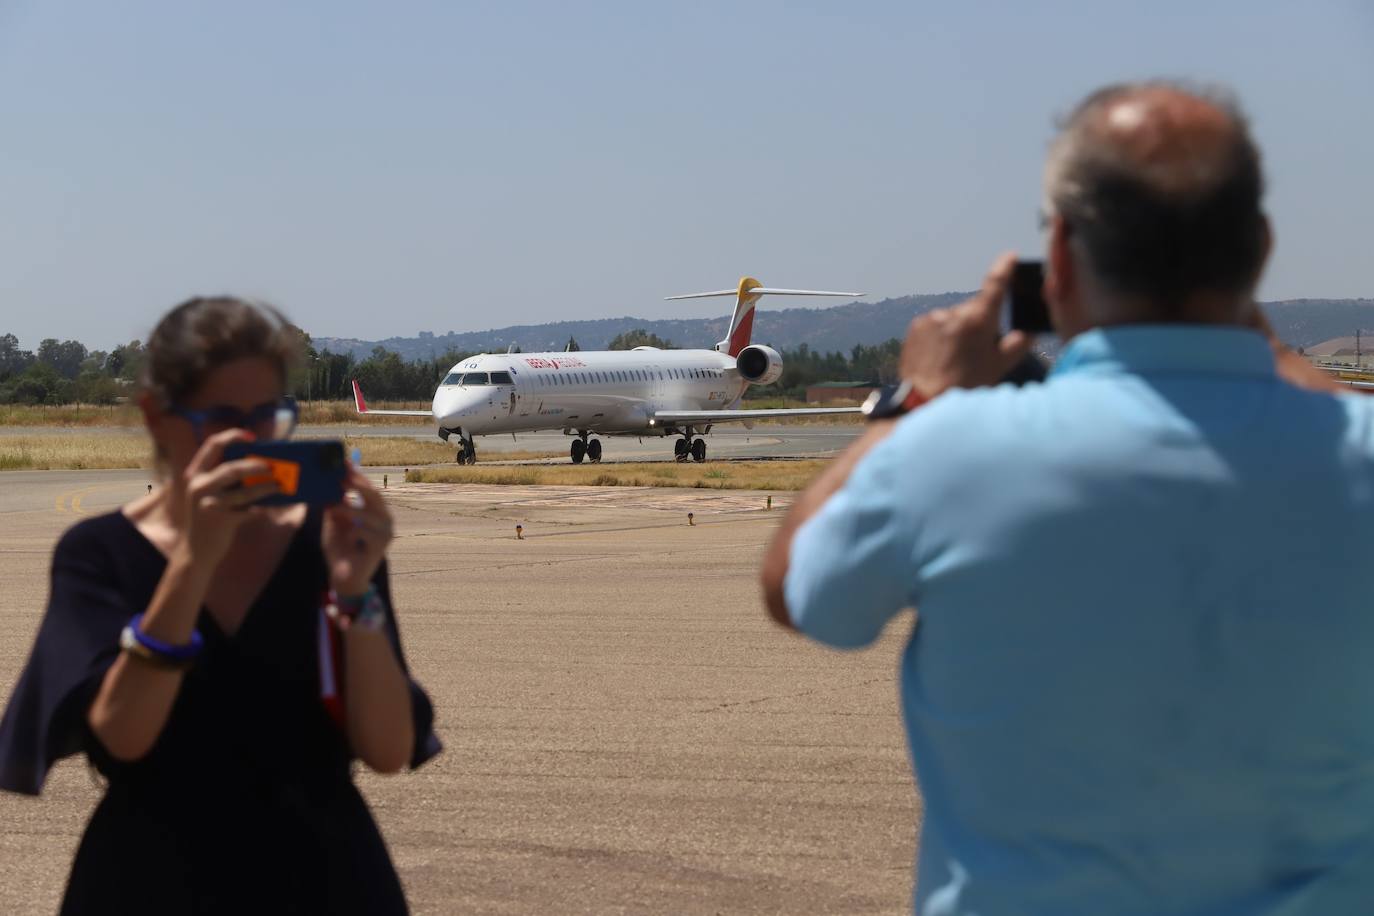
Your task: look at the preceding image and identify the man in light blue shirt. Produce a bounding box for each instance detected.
[761,82,1373,914]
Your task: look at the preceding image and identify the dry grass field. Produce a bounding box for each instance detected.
[0,401,431,428]
[0,434,557,471]
[0,398,864,428]
[408,459,826,491]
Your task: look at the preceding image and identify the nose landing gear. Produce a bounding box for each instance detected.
[455,434,476,465]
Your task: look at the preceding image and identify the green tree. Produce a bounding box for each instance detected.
[5,362,64,404]
[36,338,88,379]
[607,329,673,350]
[0,333,34,379]
[107,340,146,381]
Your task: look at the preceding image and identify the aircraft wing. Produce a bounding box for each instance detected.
[352,380,433,417]
[651,406,861,426]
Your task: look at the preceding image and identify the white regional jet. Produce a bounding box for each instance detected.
[352,278,863,464]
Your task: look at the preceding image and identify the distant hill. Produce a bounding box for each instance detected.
[313,295,1374,360]
[1258,299,1374,350]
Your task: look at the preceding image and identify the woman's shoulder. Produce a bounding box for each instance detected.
[53,511,141,569]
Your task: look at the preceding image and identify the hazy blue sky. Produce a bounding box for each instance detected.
[3,1,1371,350]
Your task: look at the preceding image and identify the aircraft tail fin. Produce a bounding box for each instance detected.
[665,279,862,357]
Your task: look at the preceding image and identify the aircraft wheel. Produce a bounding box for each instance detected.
[571,439,587,464]
[691,438,707,462]
[674,438,689,462]
[587,439,602,463]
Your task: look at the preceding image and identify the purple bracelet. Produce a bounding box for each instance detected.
[128,613,204,661]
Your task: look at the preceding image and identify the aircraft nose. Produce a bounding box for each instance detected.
[434,389,481,426]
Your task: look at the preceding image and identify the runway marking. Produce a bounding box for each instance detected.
[54,483,134,516]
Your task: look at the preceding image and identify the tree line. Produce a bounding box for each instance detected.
[0,326,901,405]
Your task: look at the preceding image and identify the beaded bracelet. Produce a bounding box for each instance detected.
[326,584,388,633]
[119,613,203,671]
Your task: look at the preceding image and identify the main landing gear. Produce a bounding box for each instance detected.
[571,434,602,464]
[674,437,706,462]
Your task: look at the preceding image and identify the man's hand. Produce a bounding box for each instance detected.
[762,252,1034,630]
[900,253,1032,399]
[1244,302,1347,394]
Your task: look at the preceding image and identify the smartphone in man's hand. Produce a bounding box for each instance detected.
[223,440,347,506]
[1008,260,1054,334]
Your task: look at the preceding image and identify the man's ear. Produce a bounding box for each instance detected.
[1044,214,1078,334]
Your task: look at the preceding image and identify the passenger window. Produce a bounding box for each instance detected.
[490,371,513,385]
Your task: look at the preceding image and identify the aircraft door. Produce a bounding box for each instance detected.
[489,370,515,423]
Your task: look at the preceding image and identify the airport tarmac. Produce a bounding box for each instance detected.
[0,467,917,914]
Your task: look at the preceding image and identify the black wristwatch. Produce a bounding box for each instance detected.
[861,381,927,422]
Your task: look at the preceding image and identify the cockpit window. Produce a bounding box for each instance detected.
[490,371,513,385]
[442,372,462,386]
[460,372,490,386]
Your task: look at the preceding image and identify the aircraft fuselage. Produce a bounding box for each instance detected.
[431,348,746,438]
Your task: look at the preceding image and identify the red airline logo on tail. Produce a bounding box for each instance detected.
[352,379,369,413]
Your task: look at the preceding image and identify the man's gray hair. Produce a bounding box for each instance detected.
[1044,80,1267,317]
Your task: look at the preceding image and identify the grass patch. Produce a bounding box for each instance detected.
[0,435,150,470]
[0,403,142,427]
[0,400,431,428]
[329,437,559,467]
[405,459,826,491]
[0,431,560,471]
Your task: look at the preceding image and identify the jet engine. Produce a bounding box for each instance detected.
[734,344,784,385]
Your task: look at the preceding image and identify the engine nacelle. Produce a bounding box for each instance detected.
[735,344,784,385]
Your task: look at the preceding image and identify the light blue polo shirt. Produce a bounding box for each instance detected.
[786,326,1374,915]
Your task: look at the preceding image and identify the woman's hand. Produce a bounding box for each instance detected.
[167,429,278,572]
[324,466,394,597]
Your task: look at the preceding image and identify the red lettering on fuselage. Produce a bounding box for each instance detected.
[523,357,587,370]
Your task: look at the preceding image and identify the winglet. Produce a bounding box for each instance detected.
[351,379,369,414]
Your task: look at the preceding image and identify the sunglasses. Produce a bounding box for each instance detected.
[168,396,299,443]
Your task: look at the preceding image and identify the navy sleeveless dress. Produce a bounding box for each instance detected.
[0,510,441,914]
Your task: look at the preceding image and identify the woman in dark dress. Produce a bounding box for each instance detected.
[0,297,441,914]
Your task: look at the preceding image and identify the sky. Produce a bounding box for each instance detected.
[2,0,1372,350]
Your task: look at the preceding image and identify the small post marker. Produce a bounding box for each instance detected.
[515,524,524,540]
[383,474,388,489]
[766,495,772,510]
[147,484,152,494]
[687,512,695,526]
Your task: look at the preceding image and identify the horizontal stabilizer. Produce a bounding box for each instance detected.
[352,380,433,417]
[665,288,862,300]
